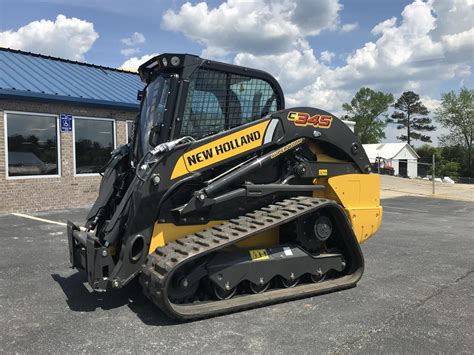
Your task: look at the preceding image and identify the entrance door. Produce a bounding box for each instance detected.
[399,160,408,177]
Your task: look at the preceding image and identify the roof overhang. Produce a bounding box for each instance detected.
[0,89,140,111]
[393,143,420,159]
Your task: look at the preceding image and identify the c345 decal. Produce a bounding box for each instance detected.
[287,111,333,128]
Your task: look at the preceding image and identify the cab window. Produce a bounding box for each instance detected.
[180,68,279,139]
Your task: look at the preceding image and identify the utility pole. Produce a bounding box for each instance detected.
[432,154,435,195]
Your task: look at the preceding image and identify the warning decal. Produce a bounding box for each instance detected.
[249,249,269,261]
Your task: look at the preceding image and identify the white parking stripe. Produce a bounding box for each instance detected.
[383,206,429,213]
[11,212,67,226]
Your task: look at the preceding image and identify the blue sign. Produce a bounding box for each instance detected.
[60,113,72,132]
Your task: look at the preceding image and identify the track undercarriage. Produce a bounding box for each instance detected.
[140,197,364,320]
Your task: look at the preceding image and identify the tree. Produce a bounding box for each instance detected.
[388,91,435,145]
[435,88,474,178]
[441,161,461,179]
[441,144,466,172]
[342,87,394,144]
[415,144,461,178]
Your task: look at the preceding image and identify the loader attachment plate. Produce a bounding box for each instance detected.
[67,221,115,290]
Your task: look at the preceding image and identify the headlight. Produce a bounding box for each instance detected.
[171,56,180,66]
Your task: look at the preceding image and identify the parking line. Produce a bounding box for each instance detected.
[383,206,429,213]
[382,210,402,215]
[11,212,67,226]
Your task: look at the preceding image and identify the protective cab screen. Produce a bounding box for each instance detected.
[181,68,280,139]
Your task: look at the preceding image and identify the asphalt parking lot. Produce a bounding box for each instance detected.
[0,196,473,354]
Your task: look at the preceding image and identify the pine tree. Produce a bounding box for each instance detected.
[388,91,436,145]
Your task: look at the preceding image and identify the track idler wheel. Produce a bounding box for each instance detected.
[168,272,199,303]
[293,213,334,252]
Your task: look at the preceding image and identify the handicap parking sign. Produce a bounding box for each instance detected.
[60,113,72,132]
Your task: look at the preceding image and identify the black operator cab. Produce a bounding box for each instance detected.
[133,53,285,163]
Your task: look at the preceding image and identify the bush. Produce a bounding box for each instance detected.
[439,161,461,178]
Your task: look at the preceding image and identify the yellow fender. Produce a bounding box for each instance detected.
[314,174,383,244]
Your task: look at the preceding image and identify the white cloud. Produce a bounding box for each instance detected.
[120,47,140,56]
[289,0,342,35]
[120,32,146,58]
[320,50,335,63]
[441,27,474,55]
[0,14,98,61]
[340,22,359,33]
[162,0,343,57]
[239,0,473,115]
[420,96,442,112]
[161,0,473,139]
[121,32,145,46]
[118,53,158,71]
[371,17,397,35]
[431,0,474,39]
[235,39,329,93]
[201,46,233,62]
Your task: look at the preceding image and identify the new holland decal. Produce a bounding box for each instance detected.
[287,111,333,128]
[186,131,261,167]
[171,120,271,179]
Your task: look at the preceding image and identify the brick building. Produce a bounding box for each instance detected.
[0,48,144,213]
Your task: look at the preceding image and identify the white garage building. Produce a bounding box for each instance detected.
[363,143,420,178]
[342,120,355,132]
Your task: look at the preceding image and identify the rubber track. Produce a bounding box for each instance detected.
[140,196,361,320]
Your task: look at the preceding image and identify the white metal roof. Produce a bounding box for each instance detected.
[363,143,420,162]
[342,120,355,132]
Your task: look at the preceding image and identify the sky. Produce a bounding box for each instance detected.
[1,0,473,146]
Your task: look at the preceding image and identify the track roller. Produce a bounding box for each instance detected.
[281,276,300,288]
[214,284,237,300]
[249,280,271,294]
[310,272,327,283]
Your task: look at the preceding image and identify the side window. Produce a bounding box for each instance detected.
[180,68,280,140]
[5,112,60,177]
[181,88,225,139]
[230,77,277,123]
[74,117,115,174]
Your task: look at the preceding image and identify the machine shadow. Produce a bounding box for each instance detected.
[51,272,179,326]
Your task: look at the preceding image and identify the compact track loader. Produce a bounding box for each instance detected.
[67,53,382,320]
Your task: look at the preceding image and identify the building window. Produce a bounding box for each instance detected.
[126,120,134,143]
[5,111,60,178]
[74,117,115,174]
